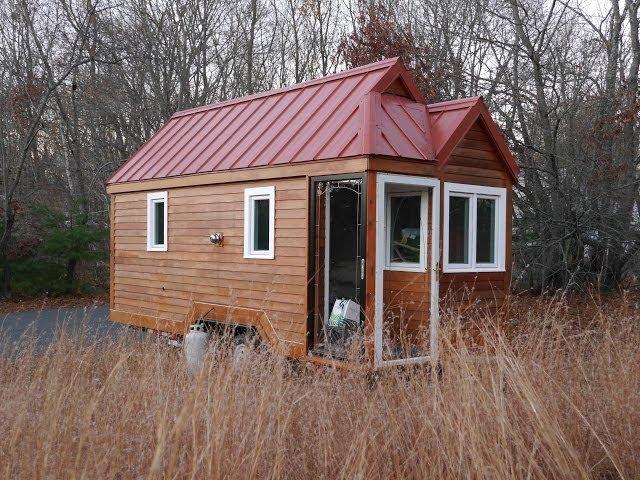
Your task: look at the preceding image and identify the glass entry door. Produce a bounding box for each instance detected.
[382,188,431,361]
[310,176,365,358]
[374,174,440,367]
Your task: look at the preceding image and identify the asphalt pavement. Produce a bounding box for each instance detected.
[0,304,127,347]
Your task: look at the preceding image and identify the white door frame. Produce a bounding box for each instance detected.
[323,185,331,322]
[374,173,440,368]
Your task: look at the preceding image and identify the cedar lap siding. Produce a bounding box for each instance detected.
[107,58,518,360]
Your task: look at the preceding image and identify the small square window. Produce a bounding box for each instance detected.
[244,186,275,259]
[147,191,167,251]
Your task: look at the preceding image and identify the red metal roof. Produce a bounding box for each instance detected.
[109,58,518,184]
[428,97,519,180]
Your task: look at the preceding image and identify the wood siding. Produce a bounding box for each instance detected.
[382,270,430,342]
[111,177,309,354]
[444,119,511,187]
[440,119,512,315]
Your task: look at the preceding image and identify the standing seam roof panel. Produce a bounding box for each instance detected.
[187,96,270,174]
[218,92,293,171]
[199,94,284,172]
[315,107,362,160]
[169,101,253,177]
[266,78,355,165]
[142,109,221,180]
[243,85,322,169]
[109,117,186,183]
[288,74,377,162]
[154,107,226,178]
[230,88,308,170]
[108,58,517,184]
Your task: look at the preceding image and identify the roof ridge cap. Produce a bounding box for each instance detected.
[172,57,400,119]
[427,96,482,111]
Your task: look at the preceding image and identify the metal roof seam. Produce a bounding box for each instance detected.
[397,100,427,133]
[231,87,308,170]
[110,117,183,183]
[221,88,293,170]
[127,115,201,181]
[108,116,182,184]
[162,102,242,178]
[379,130,401,157]
[315,106,362,159]
[193,96,273,173]
[336,132,360,158]
[140,108,223,180]
[198,93,285,172]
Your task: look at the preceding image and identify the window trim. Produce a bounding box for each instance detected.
[443,183,506,273]
[147,191,168,252]
[385,191,428,272]
[243,186,275,259]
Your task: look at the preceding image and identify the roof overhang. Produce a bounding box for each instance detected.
[428,97,519,182]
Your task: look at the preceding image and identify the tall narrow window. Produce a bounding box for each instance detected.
[385,191,427,271]
[147,191,168,251]
[448,196,470,265]
[244,186,275,259]
[444,183,506,272]
[253,198,270,251]
[476,197,496,264]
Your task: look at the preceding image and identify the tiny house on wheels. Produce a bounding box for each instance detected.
[107,58,518,368]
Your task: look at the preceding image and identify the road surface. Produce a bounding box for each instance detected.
[0,304,126,347]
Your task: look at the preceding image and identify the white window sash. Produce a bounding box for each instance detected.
[385,191,428,272]
[244,186,275,259]
[475,194,500,268]
[443,183,506,273]
[147,191,168,252]
[445,192,473,270]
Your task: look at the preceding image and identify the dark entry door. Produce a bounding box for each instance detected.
[309,175,366,357]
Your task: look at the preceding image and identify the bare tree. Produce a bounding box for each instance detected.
[0,0,99,296]
[0,0,638,295]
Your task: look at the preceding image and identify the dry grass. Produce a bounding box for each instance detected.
[0,296,638,479]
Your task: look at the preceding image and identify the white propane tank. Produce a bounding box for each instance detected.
[184,322,209,374]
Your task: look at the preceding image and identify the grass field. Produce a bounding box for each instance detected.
[0,295,638,479]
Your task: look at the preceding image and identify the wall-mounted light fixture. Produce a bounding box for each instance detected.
[209,232,224,246]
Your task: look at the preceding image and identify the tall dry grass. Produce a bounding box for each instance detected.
[0,296,638,479]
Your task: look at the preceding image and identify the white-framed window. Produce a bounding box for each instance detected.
[244,186,275,259]
[385,191,428,271]
[443,183,506,273]
[147,191,168,251]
